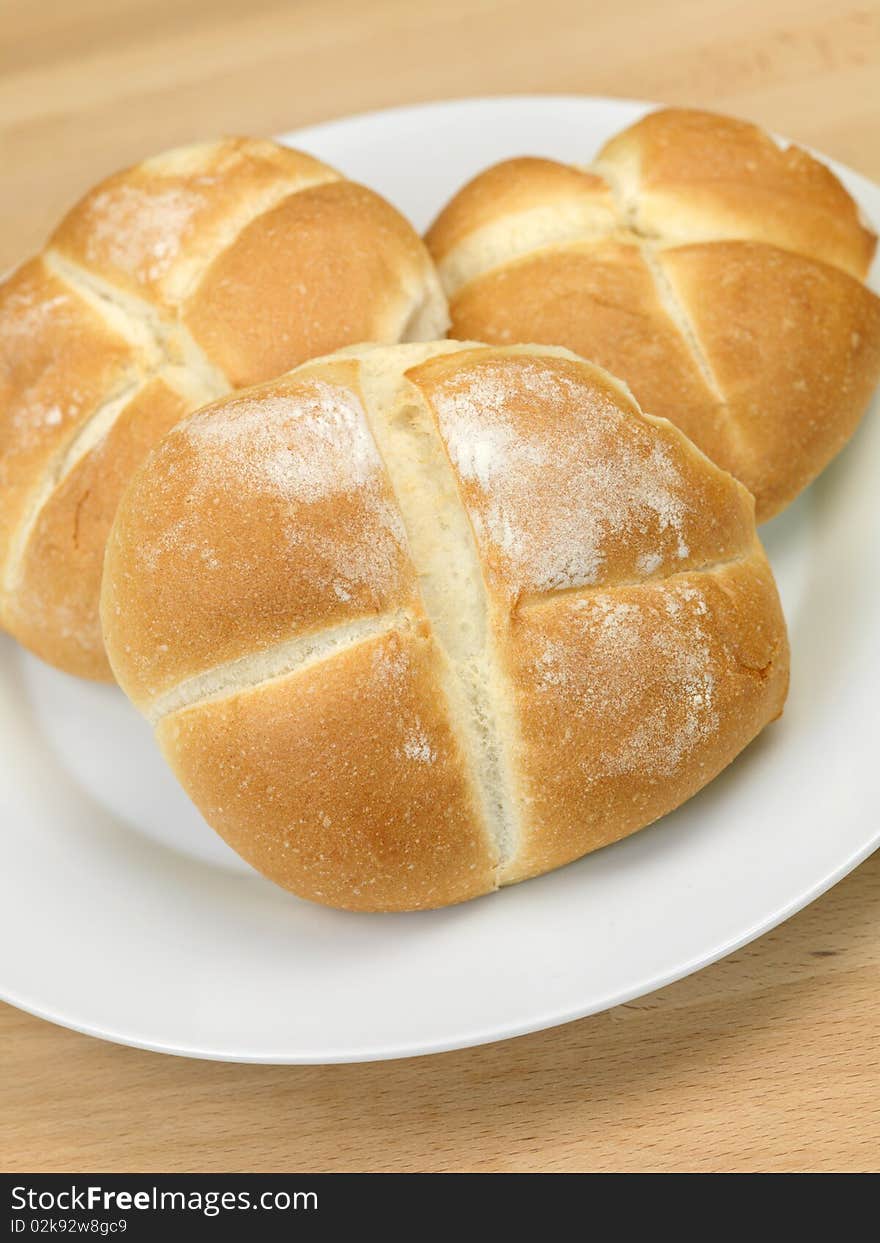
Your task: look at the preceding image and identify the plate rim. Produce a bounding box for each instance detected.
[2,831,876,1064]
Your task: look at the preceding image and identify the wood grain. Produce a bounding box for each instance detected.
[1,0,879,1173]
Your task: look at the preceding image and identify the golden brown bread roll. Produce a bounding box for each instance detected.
[426,108,880,521]
[102,341,789,913]
[0,138,447,680]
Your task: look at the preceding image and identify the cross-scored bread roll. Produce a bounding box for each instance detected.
[101,341,789,913]
[0,138,447,680]
[426,108,880,522]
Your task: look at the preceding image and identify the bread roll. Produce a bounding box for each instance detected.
[0,138,447,680]
[426,108,880,521]
[102,341,789,913]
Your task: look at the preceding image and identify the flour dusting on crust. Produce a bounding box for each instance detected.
[184,381,383,503]
[534,581,719,778]
[0,265,135,461]
[137,379,408,607]
[82,185,205,284]
[429,358,691,595]
[0,286,80,439]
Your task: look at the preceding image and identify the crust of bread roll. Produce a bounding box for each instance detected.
[659,241,880,518]
[101,358,419,708]
[0,259,140,568]
[184,181,446,387]
[428,108,880,522]
[595,107,876,279]
[426,157,618,294]
[103,341,789,912]
[157,626,499,912]
[0,258,147,674]
[502,556,786,883]
[1,138,447,679]
[445,239,741,479]
[9,377,207,678]
[49,139,341,307]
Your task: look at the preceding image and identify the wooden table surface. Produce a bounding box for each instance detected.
[1,0,879,1174]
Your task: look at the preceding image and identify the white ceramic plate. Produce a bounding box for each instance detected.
[1,97,878,1063]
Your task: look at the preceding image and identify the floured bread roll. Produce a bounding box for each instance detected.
[427,108,880,522]
[102,341,789,912]
[0,138,447,680]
